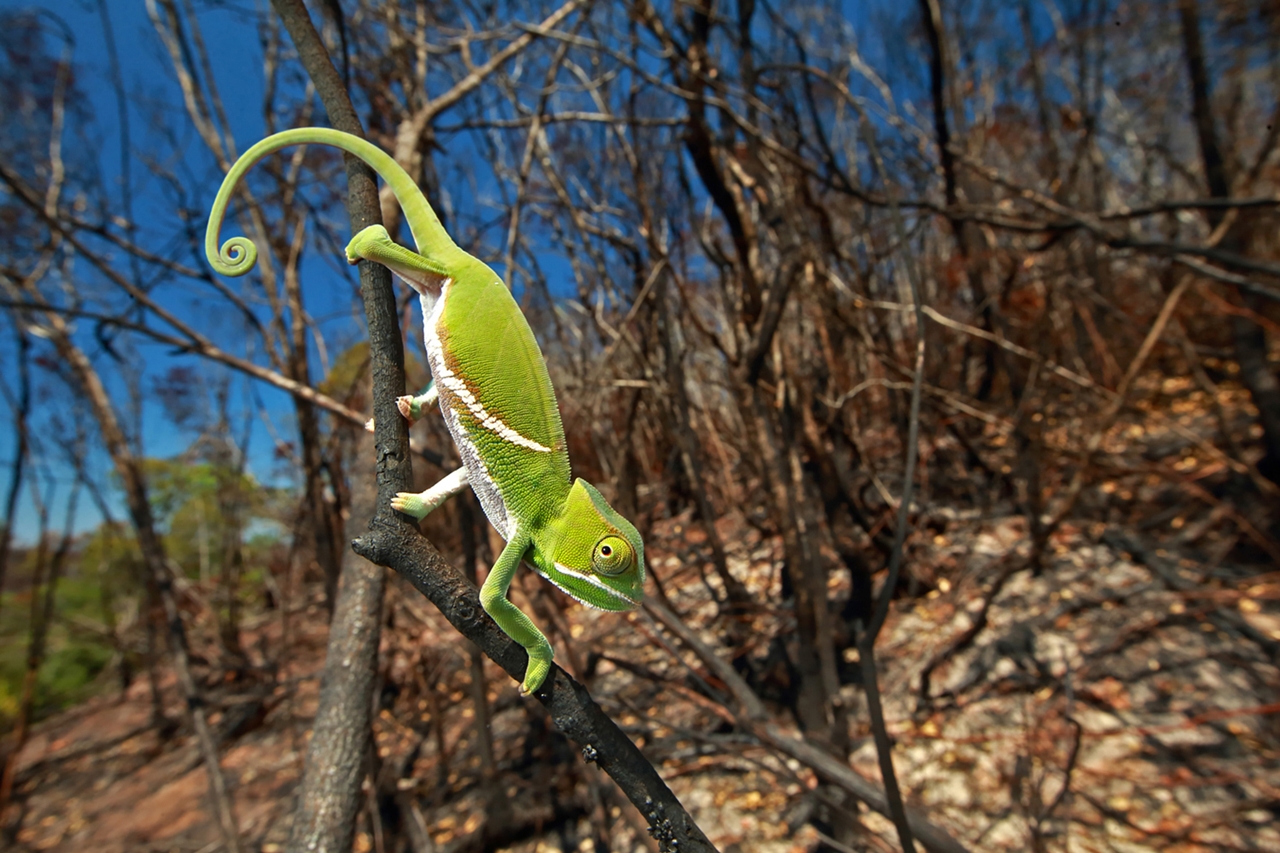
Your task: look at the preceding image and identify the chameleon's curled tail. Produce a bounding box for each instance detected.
[206,128,455,277]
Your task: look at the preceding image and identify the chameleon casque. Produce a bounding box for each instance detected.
[206,128,645,694]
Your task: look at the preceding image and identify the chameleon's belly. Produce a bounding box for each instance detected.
[420,287,514,540]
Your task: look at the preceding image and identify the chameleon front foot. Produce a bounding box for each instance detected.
[520,650,554,695]
[480,531,557,696]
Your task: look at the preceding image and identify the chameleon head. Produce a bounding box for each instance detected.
[532,479,645,612]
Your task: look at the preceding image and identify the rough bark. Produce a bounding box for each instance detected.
[268,3,403,853]
[352,523,719,853]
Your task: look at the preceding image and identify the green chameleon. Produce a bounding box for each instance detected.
[205,128,645,694]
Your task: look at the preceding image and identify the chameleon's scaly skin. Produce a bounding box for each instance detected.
[420,257,570,539]
[206,129,644,694]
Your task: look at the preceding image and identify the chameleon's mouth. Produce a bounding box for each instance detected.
[552,562,641,610]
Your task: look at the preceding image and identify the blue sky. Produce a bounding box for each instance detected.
[0,0,639,543]
[1,0,300,543]
[0,0,1070,546]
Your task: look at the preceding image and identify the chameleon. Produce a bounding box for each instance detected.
[205,128,645,694]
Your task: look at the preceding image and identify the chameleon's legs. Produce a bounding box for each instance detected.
[391,466,469,520]
[480,530,554,694]
[365,383,438,432]
[346,225,452,293]
[396,382,438,425]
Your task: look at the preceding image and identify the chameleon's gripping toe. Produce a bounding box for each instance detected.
[372,388,436,431]
[395,396,419,425]
[395,394,429,425]
[520,653,554,695]
[396,386,438,426]
[345,224,391,265]
[391,468,470,522]
[390,491,432,520]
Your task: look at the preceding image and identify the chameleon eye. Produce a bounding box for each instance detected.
[593,535,631,576]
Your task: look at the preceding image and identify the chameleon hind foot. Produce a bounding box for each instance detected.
[391,467,469,520]
[346,225,453,293]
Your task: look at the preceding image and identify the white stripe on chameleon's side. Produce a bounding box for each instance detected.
[451,418,515,540]
[437,373,554,453]
[553,562,640,608]
[421,279,553,455]
[421,277,516,540]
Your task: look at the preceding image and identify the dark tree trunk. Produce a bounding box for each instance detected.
[269,3,405,853]
[1179,0,1280,484]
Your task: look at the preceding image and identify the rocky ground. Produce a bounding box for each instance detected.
[7,489,1279,852]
